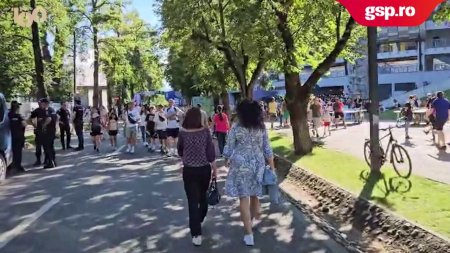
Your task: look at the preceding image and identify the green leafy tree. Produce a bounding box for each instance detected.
[159,0,279,99]
[70,0,123,107]
[101,11,163,108]
[268,0,363,155]
[164,34,236,110]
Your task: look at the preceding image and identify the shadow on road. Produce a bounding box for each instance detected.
[0,145,347,253]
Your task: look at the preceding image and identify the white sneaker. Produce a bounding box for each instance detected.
[144,142,148,147]
[243,234,254,246]
[126,147,131,153]
[192,236,202,246]
[130,147,135,154]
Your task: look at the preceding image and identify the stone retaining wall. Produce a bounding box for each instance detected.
[274,155,450,253]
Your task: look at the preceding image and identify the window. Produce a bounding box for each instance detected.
[402,41,417,50]
[395,83,417,92]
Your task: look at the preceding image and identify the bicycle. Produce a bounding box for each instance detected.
[364,126,412,178]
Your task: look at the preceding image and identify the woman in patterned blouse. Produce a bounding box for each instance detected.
[177,107,217,246]
[223,99,275,246]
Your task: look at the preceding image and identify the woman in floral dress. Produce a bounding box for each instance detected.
[223,99,275,246]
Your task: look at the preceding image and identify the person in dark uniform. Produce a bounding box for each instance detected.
[40,98,57,169]
[29,101,48,166]
[72,99,85,151]
[57,102,72,150]
[8,101,26,172]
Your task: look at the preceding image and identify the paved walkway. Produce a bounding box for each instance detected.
[272,121,450,184]
[0,137,349,253]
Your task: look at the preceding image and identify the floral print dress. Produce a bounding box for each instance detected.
[223,124,273,198]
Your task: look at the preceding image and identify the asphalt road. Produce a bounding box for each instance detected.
[0,136,349,253]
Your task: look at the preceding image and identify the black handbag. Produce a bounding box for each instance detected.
[207,178,221,206]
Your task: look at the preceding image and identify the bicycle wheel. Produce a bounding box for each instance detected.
[391,144,412,178]
[364,140,371,167]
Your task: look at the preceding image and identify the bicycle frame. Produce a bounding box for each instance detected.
[379,128,397,159]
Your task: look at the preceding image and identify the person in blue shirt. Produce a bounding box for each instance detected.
[431,91,450,150]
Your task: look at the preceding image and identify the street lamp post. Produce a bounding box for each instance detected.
[367,26,382,172]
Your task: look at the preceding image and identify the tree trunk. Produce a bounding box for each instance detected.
[30,0,47,99]
[245,85,253,99]
[107,79,113,109]
[285,73,313,155]
[93,25,100,108]
[275,6,312,155]
[220,91,230,114]
[213,95,220,109]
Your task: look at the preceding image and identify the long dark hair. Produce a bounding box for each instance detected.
[217,105,224,121]
[236,99,264,129]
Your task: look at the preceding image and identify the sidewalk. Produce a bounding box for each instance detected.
[270,122,450,184]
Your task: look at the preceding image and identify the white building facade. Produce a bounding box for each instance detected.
[266,18,450,106]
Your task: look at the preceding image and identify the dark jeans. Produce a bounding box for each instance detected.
[74,123,84,149]
[35,133,48,164]
[43,134,56,165]
[59,123,71,149]
[12,137,24,170]
[183,164,212,237]
[216,132,227,155]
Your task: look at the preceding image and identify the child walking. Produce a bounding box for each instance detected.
[322,108,332,136]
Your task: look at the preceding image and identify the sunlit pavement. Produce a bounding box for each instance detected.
[0,136,348,253]
[271,121,450,184]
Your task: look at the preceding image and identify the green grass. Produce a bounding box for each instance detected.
[270,132,450,238]
[380,109,398,121]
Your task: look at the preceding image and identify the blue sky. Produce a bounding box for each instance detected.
[129,0,161,28]
[129,0,171,90]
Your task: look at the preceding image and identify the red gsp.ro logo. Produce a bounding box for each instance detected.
[338,0,445,26]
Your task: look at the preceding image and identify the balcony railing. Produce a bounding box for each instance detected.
[428,39,450,48]
[328,70,346,77]
[434,63,450,71]
[379,65,418,74]
[377,49,417,58]
[425,20,450,30]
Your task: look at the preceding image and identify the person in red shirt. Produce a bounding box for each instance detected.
[333,98,347,129]
[213,105,230,155]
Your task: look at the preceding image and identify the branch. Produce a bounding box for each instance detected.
[12,34,33,42]
[304,17,356,90]
[248,55,266,90]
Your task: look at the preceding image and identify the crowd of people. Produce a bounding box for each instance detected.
[261,94,366,137]
[7,96,278,247]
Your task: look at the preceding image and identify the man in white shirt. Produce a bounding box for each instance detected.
[165,99,184,156]
[155,104,168,154]
[125,101,140,153]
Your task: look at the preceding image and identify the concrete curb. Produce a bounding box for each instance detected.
[274,155,450,253]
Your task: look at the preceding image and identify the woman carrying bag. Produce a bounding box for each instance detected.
[223,99,275,246]
[177,107,217,247]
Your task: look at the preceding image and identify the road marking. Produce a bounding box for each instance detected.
[0,197,61,250]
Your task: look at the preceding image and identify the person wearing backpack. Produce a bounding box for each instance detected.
[125,101,141,154]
